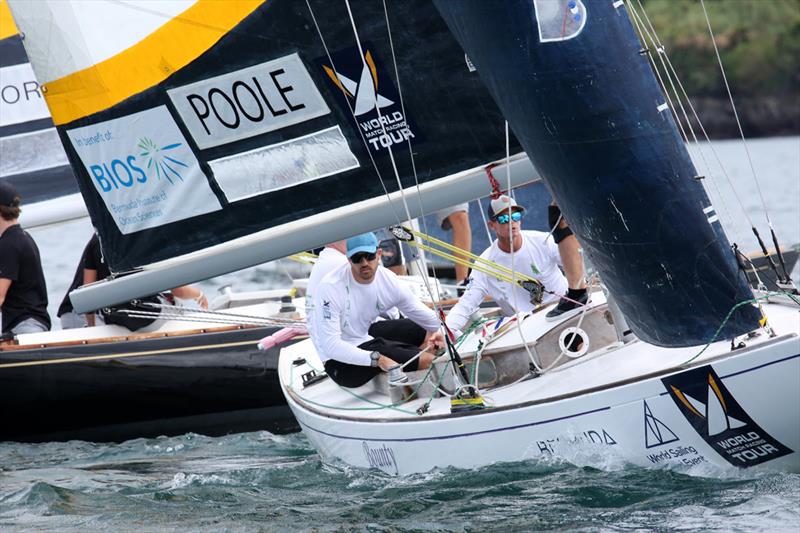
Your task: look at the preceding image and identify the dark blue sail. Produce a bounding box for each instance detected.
[434,0,760,346]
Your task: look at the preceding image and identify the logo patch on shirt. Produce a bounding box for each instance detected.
[322,300,331,320]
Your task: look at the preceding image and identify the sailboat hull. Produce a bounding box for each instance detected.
[1,325,299,443]
[280,306,799,475]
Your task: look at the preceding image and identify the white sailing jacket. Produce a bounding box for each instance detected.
[312,264,440,366]
[445,230,568,336]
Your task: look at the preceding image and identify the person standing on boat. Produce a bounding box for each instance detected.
[435,204,472,288]
[312,232,445,388]
[0,181,51,335]
[445,195,587,337]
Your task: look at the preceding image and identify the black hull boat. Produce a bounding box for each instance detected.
[1,294,303,443]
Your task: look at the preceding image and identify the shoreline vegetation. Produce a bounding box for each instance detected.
[640,0,799,139]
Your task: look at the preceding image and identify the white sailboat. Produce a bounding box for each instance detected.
[1,0,535,442]
[277,0,800,474]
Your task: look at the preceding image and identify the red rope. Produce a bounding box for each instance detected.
[484,164,504,199]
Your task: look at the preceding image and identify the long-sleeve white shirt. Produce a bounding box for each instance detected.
[305,247,349,340]
[445,230,568,336]
[312,264,441,366]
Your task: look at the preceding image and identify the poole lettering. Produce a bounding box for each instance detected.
[185,69,307,136]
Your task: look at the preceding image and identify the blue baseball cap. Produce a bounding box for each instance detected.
[346,232,379,258]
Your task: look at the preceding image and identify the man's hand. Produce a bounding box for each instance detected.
[377,355,399,371]
[428,331,445,350]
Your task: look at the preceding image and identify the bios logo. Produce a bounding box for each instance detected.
[138,137,189,184]
[86,136,188,193]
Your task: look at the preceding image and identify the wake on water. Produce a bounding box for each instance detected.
[1,430,797,532]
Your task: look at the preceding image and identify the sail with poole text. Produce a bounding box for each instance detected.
[7,0,526,300]
[433,0,761,346]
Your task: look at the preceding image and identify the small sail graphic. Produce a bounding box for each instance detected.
[644,400,679,448]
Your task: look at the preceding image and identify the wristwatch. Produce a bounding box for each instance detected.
[370,351,380,367]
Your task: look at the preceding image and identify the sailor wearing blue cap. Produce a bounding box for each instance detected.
[311,232,444,388]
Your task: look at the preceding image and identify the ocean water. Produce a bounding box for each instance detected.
[2,136,799,531]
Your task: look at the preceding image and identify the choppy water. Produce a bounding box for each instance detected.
[2,432,798,532]
[3,136,799,531]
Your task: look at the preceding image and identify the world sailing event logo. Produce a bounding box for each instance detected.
[318,45,419,153]
[662,366,792,467]
[67,105,222,235]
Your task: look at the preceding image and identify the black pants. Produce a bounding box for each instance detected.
[324,319,427,388]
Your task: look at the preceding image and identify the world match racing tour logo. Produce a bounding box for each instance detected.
[662,365,792,467]
[319,45,417,153]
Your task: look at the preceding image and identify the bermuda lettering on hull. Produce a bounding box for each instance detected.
[535,428,617,455]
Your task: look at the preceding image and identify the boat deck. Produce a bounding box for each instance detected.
[281,295,800,422]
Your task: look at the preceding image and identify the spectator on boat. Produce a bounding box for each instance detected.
[312,232,445,388]
[58,234,207,329]
[0,181,51,335]
[56,235,97,328]
[445,195,588,337]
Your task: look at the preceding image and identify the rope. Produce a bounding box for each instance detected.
[681,291,798,366]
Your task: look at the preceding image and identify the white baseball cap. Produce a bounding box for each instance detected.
[488,194,525,219]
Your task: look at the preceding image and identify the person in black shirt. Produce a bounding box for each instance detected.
[57,236,99,328]
[0,181,51,335]
[69,233,208,330]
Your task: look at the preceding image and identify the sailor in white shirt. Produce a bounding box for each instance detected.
[313,232,444,388]
[445,195,586,337]
[305,241,348,341]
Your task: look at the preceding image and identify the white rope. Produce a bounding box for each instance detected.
[343,0,444,312]
[700,0,772,228]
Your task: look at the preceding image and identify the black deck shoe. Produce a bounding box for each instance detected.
[545,289,589,322]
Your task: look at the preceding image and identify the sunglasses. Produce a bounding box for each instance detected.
[350,251,377,263]
[494,211,523,224]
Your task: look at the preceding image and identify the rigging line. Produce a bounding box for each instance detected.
[139,303,305,325]
[380,0,443,304]
[699,0,771,225]
[476,197,493,243]
[631,0,741,238]
[504,120,542,372]
[628,0,787,284]
[625,1,693,149]
[304,0,402,225]
[344,0,443,312]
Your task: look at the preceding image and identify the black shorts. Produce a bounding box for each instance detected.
[324,319,428,388]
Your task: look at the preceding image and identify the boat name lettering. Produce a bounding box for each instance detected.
[168,53,330,150]
[536,429,617,454]
[362,442,398,474]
